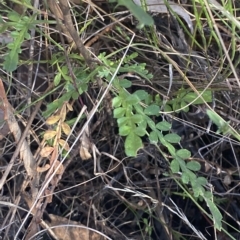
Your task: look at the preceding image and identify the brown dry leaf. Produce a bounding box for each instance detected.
[79,131,92,160]
[40,146,54,158]
[44,130,57,140]
[79,145,92,160]
[46,115,61,125]
[53,160,64,175]
[66,102,73,111]
[49,147,58,165]
[62,122,71,135]
[60,103,67,120]
[59,139,70,151]
[37,164,50,173]
[45,214,105,240]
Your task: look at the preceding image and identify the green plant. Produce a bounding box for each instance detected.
[39,44,223,230]
[43,53,94,118]
[1,0,238,238]
[99,52,223,230]
[108,0,154,29]
[164,88,212,112]
[207,110,240,141]
[0,11,33,71]
[0,7,57,72]
[113,91,222,228]
[143,218,152,237]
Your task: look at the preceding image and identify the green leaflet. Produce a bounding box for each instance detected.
[109,0,154,28]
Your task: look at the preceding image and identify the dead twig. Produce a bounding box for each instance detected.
[58,0,95,69]
[46,0,73,44]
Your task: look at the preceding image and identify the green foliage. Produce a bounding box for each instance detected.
[43,53,94,117]
[108,0,154,29]
[42,48,222,231]
[1,11,35,72]
[205,110,240,229]
[143,218,152,236]
[132,87,212,114]
[204,196,223,231]
[165,88,212,112]
[207,110,240,141]
[105,52,222,230]
[112,89,222,228]
[0,0,232,235]
[98,52,153,82]
[43,91,72,118]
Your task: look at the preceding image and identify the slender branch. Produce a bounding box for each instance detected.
[58,0,95,69]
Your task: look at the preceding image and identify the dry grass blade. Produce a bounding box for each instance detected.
[0,79,38,195]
